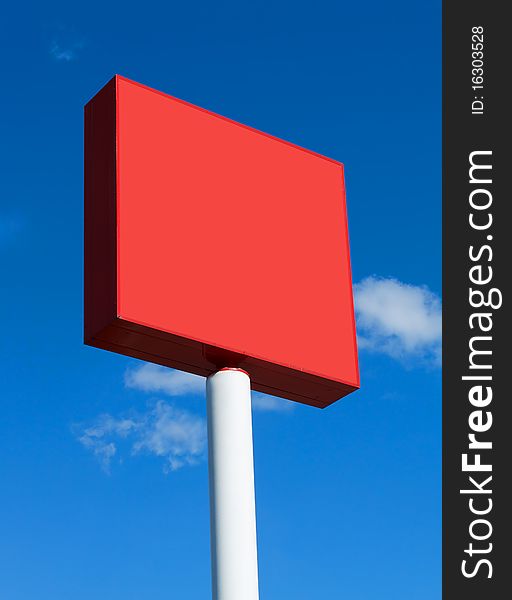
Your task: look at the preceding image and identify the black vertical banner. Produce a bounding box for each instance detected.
[443,2,510,599]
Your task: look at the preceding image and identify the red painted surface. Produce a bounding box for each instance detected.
[84,75,359,407]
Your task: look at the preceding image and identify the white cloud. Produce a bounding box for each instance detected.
[125,363,205,396]
[49,30,84,62]
[252,392,293,412]
[75,401,206,473]
[50,42,76,61]
[132,402,205,471]
[354,276,441,365]
[125,364,293,411]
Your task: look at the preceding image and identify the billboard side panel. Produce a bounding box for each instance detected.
[84,77,118,343]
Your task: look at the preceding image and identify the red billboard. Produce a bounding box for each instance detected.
[85,75,359,407]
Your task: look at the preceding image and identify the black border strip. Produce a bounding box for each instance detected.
[443,3,509,598]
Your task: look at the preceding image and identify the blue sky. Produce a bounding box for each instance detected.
[0,1,440,599]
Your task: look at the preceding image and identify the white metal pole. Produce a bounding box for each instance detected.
[206,368,259,600]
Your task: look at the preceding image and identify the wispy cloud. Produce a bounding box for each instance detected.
[354,276,441,366]
[125,363,205,396]
[50,42,76,61]
[75,401,206,473]
[125,363,294,412]
[49,29,85,62]
[252,392,293,412]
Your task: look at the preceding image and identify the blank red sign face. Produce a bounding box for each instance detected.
[85,75,359,407]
